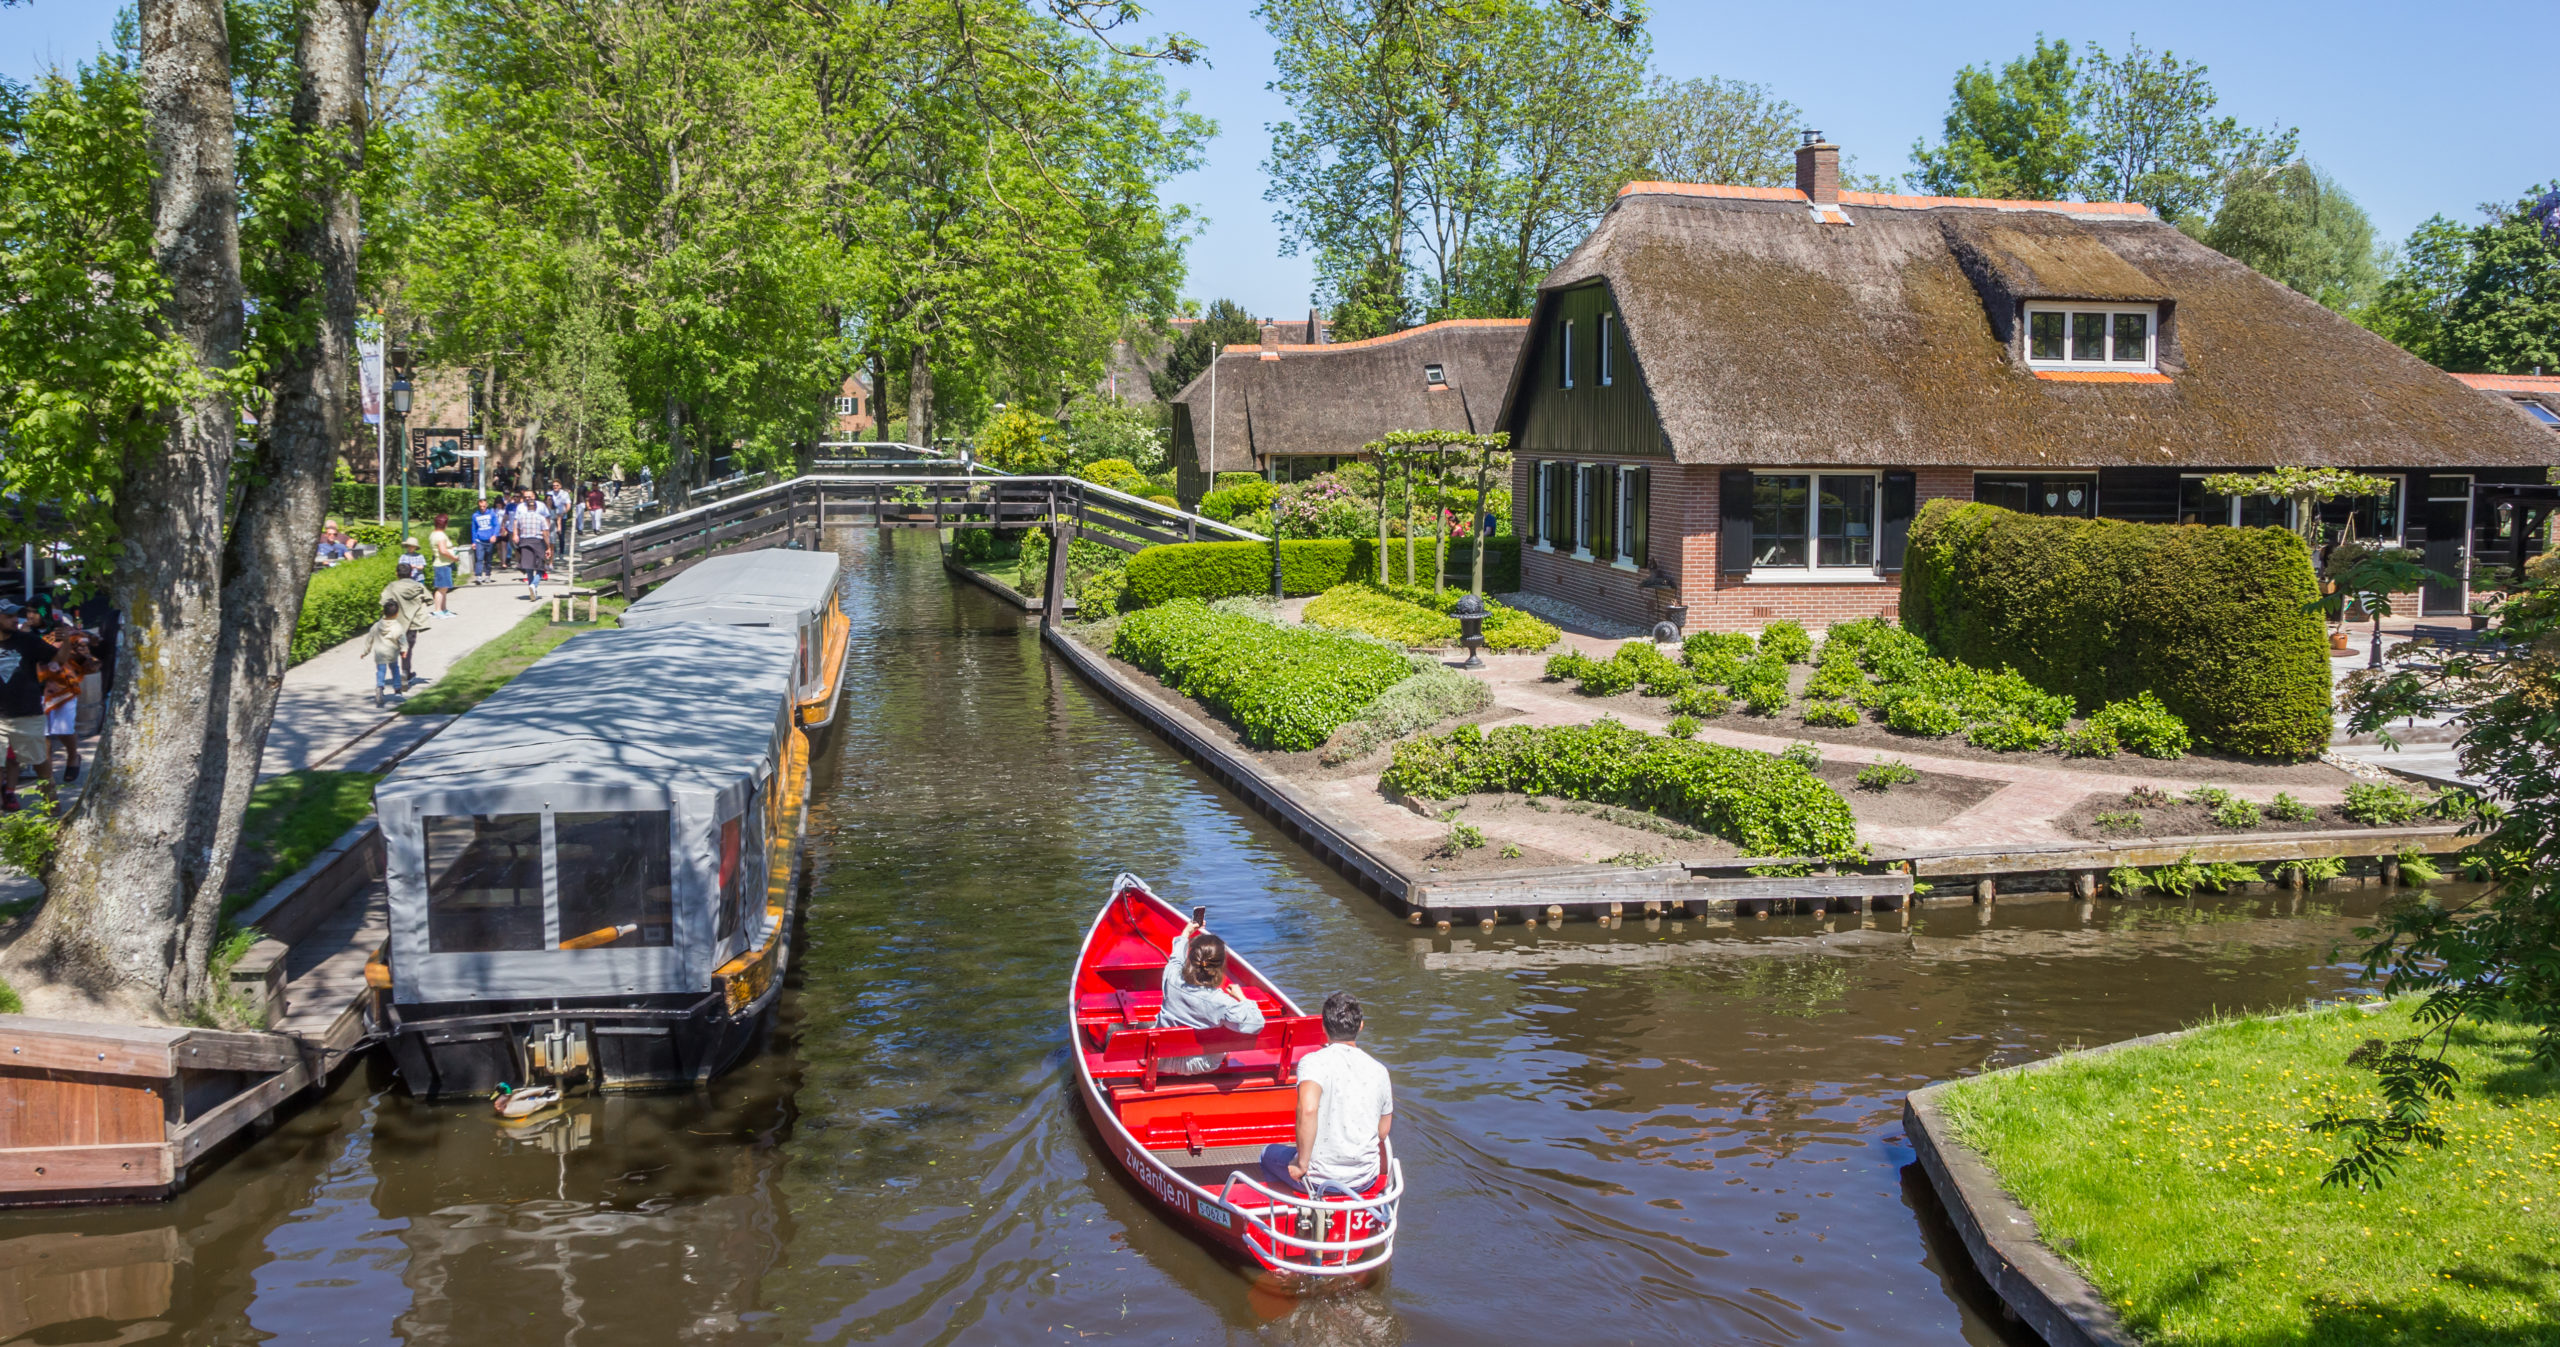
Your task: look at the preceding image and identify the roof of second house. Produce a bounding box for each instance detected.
[1501,183,2559,470]
[2450,372,2560,430]
[1172,319,1528,472]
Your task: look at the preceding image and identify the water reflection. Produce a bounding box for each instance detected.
[0,528,2425,1345]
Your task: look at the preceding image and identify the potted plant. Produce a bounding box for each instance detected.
[2468,594,2499,631]
[2319,543,2455,669]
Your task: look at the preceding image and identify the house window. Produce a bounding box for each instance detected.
[2024,304,2156,370]
[1974,474,2096,517]
[2179,475,2293,529]
[1616,465,1648,568]
[1423,362,1446,385]
[1538,461,1574,551]
[834,396,855,416]
[1577,463,1615,561]
[2518,399,2560,426]
[2317,475,2405,545]
[1599,314,1615,387]
[1753,473,1875,570]
[1560,320,1575,389]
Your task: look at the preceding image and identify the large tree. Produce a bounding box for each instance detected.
[2075,38,2292,225]
[1908,36,2088,201]
[1148,298,1261,400]
[2197,158,2383,313]
[2362,187,2560,374]
[1621,75,1802,190]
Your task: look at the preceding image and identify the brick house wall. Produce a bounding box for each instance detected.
[1513,458,1980,634]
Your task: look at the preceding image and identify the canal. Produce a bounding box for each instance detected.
[0,528,2421,1344]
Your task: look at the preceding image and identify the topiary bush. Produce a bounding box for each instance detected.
[292,548,402,665]
[2087,691,2192,760]
[1111,598,1412,750]
[1196,480,1276,522]
[1380,719,1862,859]
[1966,714,2052,752]
[1900,500,2330,758]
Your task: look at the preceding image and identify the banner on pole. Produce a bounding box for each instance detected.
[358,338,384,426]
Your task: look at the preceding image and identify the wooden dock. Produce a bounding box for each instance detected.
[0,822,387,1207]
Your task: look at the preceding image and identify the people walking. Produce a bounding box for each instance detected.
[512,490,552,599]
[428,513,459,617]
[40,627,93,784]
[470,497,500,585]
[364,598,406,706]
[548,479,573,557]
[0,602,60,804]
[383,543,432,689]
[583,481,607,533]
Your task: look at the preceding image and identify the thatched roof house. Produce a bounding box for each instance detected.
[1168,319,1527,504]
[1499,139,2560,632]
[2452,372,2560,433]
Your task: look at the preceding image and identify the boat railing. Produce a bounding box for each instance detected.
[1214,1154,1403,1276]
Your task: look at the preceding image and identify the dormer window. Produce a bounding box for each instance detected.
[2025,303,2155,371]
[1423,363,1446,385]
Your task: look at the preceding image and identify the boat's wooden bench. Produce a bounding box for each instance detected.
[1075,986,1289,1042]
[1092,1014,1326,1093]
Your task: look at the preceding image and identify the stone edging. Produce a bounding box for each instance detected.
[942,555,1055,614]
[1903,1029,2202,1347]
[1040,626,1418,905]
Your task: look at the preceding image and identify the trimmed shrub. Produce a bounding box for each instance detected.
[1669,685,1729,718]
[1380,719,1862,859]
[1196,480,1276,522]
[292,549,402,665]
[1577,657,1639,697]
[1803,700,1861,727]
[1886,698,1962,736]
[1900,500,2331,758]
[1664,714,1699,738]
[1371,580,1556,649]
[2059,724,2120,758]
[1682,631,1756,666]
[1121,539,1522,607]
[1305,584,1459,646]
[2088,691,2192,759]
[1319,658,1494,765]
[330,482,480,523]
[1111,599,1412,750]
[1545,650,1596,682]
[1758,620,1813,665]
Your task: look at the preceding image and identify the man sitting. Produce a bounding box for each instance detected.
[315,521,352,566]
[1261,991,1392,1197]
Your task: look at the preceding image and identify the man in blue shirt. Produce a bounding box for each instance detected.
[469,498,501,585]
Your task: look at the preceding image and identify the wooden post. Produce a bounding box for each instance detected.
[1974,878,1996,905]
[2072,872,2097,901]
[1407,910,1422,926]
[617,531,634,601]
[1041,514,1071,629]
[1479,915,1496,932]
[2380,856,2401,887]
[1435,919,1451,933]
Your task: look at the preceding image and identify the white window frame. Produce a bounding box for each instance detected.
[2178,473,2297,529]
[1571,462,1595,560]
[1599,314,1615,387]
[2022,302,2157,372]
[834,396,855,416]
[1746,470,1884,580]
[1613,466,1640,570]
[1531,460,1552,552]
[1560,320,1576,390]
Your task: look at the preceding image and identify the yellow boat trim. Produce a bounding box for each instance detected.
[713,722,810,1014]
[797,594,849,725]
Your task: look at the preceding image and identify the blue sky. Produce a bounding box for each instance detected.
[10,1,2552,317]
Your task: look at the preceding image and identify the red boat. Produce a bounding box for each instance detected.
[1069,874,1403,1278]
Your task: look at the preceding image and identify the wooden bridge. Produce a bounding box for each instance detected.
[576,460,1262,621]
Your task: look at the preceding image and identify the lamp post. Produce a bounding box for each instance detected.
[1452,591,1486,669]
[390,372,414,546]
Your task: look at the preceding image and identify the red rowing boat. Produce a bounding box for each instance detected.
[1069,874,1402,1278]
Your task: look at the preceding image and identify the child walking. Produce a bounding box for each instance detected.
[39,629,93,786]
[365,598,406,706]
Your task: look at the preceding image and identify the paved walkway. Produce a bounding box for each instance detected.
[257,568,578,778]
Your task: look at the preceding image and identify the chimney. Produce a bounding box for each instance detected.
[1795,130,1839,205]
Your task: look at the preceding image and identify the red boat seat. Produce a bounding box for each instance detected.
[1090,1014,1326,1091]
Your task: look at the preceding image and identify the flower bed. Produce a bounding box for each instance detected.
[1380,719,1862,860]
[1938,1000,2560,1344]
[1301,582,1560,651]
[1110,598,1414,751]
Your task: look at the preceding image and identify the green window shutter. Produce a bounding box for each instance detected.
[1880,470,1916,571]
[1629,467,1650,569]
[1719,469,1754,572]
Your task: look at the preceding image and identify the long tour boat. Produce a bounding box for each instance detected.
[1069,875,1403,1277]
[616,547,852,737]
[365,573,831,1096]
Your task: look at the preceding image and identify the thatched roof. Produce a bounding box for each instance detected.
[1501,184,2560,470]
[1172,319,1528,474]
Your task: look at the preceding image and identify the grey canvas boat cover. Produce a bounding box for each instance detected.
[376,623,799,807]
[618,547,841,630]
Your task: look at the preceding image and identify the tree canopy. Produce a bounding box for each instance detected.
[2362,185,2560,375]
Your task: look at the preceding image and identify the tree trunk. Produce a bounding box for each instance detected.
[173,0,366,1008]
[1376,455,1390,585]
[7,0,243,1013]
[1402,459,1416,585]
[664,393,690,506]
[1471,454,1492,597]
[907,339,934,450]
[868,349,888,443]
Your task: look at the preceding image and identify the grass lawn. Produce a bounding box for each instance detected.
[398,596,626,716]
[1940,1000,2560,1345]
[220,768,384,920]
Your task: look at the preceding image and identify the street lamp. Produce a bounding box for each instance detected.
[390,372,414,547]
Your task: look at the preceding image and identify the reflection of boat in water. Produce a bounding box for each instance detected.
[369,554,831,1097]
[0,1227,181,1342]
[1070,875,1403,1279]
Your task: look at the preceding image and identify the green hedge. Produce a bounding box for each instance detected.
[1110,598,1413,750]
[1900,501,2330,758]
[329,481,482,523]
[1123,538,1520,607]
[291,548,401,665]
[1381,719,1862,860]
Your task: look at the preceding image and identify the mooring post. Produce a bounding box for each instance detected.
[2380,855,2401,887]
[1040,515,1071,628]
[1975,877,1996,905]
[2072,871,2097,901]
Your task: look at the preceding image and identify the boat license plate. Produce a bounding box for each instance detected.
[1195,1197,1232,1228]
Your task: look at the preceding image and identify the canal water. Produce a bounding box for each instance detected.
[0,528,2427,1345]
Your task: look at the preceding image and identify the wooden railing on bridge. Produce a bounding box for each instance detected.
[575,470,1263,621]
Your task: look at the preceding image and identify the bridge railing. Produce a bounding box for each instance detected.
[575,472,1263,599]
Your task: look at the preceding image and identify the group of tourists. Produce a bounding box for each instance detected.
[0,595,105,806]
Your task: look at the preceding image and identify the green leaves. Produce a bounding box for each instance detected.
[1380,719,1863,861]
[1111,598,1413,751]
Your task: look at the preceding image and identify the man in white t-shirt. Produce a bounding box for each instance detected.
[1261,992,1392,1196]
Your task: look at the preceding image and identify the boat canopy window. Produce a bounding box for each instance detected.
[715,790,759,943]
[554,811,674,949]
[425,814,546,953]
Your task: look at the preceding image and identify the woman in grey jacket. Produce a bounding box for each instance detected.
[1156,920,1266,1074]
